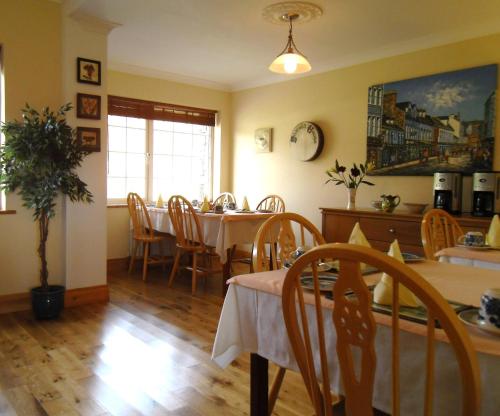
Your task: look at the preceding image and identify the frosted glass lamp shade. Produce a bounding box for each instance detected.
[269,52,311,74]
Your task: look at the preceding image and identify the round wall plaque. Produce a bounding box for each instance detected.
[289,121,324,161]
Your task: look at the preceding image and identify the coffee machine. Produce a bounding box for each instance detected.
[472,172,500,217]
[433,172,462,214]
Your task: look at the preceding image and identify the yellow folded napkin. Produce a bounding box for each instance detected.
[348,222,371,270]
[242,196,250,211]
[486,214,500,248]
[155,194,164,208]
[348,222,371,247]
[200,196,210,213]
[373,239,419,307]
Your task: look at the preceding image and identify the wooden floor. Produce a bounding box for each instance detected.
[0,264,314,415]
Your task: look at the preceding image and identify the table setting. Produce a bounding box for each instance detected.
[212,221,500,415]
[436,214,500,270]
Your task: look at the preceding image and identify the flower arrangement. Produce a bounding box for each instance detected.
[325,160,375,189]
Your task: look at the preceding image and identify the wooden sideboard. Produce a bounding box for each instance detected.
[320,207,492,256]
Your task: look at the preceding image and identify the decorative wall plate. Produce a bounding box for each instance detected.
[289,121,324,161]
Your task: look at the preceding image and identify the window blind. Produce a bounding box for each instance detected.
[108,95,217,127]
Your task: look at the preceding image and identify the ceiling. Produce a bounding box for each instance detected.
[74,0,500,91]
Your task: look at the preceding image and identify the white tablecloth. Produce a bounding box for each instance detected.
[436,246,500,271]
[212,272,500,416]
[147,208,271,263]
[439,255,500,270]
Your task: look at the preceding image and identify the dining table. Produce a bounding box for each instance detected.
[147,207,275,289]
[212,260,500,416]
[436,246,500,270]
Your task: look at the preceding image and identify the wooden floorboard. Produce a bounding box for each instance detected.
[0,266,313,415]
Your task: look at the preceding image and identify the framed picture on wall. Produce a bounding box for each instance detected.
[76,93,101,120]
[77,57,101,85]
[366,64,497,176]
[77,127,101,152]
[255,128,272,153]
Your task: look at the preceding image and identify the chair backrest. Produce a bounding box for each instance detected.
[282,243,480,416]
[213,192,236,207]
[421,208,464,259]
[167,195,205,249]
[256,194,286,213]
[127,192,154,239]
[252,212,326,272]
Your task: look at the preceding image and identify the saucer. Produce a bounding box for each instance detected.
[458,309,500,336]
[300,274,337,292]
[284,261,336,273]
[402,252,425,263]
[456,244,491,251]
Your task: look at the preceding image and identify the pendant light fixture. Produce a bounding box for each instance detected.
[269,13,311,74]
[263,2,322,75]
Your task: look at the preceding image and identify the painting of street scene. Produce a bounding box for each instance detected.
[366,64,497,175]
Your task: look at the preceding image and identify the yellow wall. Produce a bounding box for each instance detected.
[0,0,63,294]
[107,71,232,259]
[231,33,500,229]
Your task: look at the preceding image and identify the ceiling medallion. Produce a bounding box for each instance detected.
[262,2,323,25]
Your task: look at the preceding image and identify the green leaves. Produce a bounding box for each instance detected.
[0,103,93,220]
[325,159,375,189]
[0,103,94,288]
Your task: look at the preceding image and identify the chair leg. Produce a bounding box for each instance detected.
[168,249,181,288]
[159,238,166,272]
[250,243,255,273]
[142,242,149,281]
[192,252,198,295]
[129,240,139,273]
[268,367,286,415]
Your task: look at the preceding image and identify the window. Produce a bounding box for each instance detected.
[107,96,215,203]
[107,116,147,199]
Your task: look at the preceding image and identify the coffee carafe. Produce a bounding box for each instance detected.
[433,172,462,215]
[472,172,500,217]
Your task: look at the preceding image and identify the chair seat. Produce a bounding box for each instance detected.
[176,242,206,253]
[127,192,170,281]
[133,234,166,243]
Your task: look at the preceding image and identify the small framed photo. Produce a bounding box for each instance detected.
[255,128,272,153]
[77,127,101,152]
[76,93,101,120]
[77,57,101,85]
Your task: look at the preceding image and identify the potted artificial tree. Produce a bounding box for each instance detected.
[0,104,93,319]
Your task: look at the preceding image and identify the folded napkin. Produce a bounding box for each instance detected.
[373,239,419,307]
[200,196,210,213]
[348,222,371,270]
[486,214,500,248]
[242,196,250,211]
[155,194,164,208]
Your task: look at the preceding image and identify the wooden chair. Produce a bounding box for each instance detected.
[256,194,286,213]
[232,194,286,272]
[282,243,481,416]
[167,195,217,295]
[127,192,168,281]
[212,192,236,207]
[252,212,326,415]
[421,208,464,260]
[253,212,325,272]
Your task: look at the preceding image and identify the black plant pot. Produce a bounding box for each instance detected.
[31,285,65,319]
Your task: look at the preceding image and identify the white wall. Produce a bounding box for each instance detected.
[61,8,115,289]
[231,33,500,229]
[0,0,64,295]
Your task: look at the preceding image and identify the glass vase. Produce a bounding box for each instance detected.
[347,188,356,210]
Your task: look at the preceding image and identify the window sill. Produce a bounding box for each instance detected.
[0,210,16,215]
